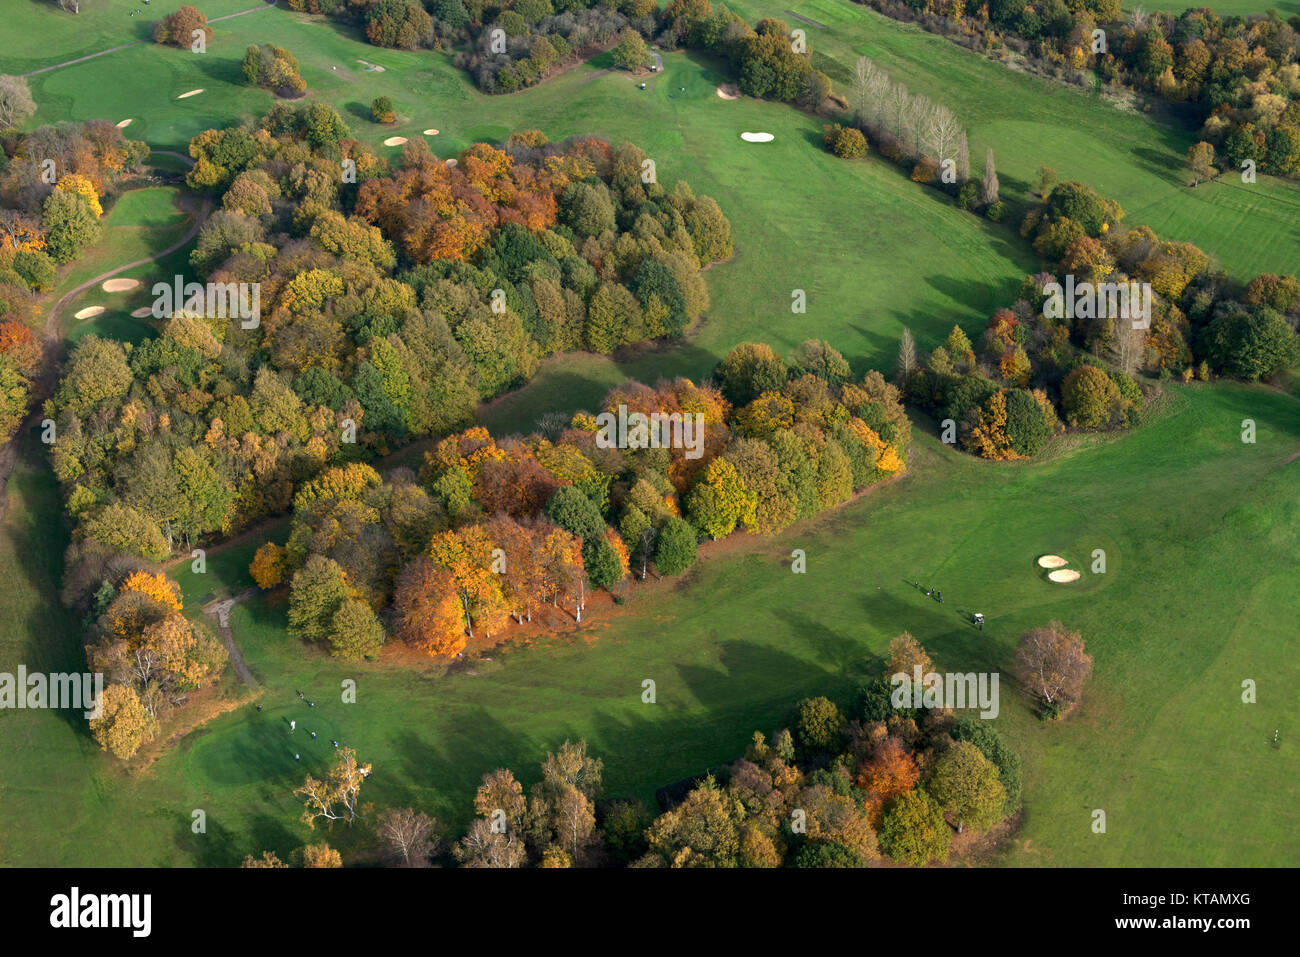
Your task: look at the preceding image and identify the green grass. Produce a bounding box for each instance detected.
[737,0,1300,280]
[1,384,1295,866]
[58,185,193,346]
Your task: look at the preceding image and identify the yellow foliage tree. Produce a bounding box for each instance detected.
[250,541,288,589]
[56,173,103,218]
[120,570,183,612]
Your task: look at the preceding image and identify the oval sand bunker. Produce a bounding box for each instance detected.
[740,131,774,142]
[1048,569,1081,583]
[116,119,133,129]
[102,278,139,293]
[74,306,105,320]
[1037,554,1069,569]
[131,307,154,318]
[423,129,440,136]
[177,89,205,99]
[716,84,740,100]
[383,136,408,146]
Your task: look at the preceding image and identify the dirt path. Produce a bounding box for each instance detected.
[20,3,278,78]
[0,162,209,520]
[203,588,260,687]
[786,11,827,28]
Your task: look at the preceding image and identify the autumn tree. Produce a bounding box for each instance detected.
[153,5,213,48]
[250,542,288,589]
[885,631,931,679]
[856,736,920,825]
[794,696,843,754]
[1015,621,1093,714]
[295,747,371,828]
[393,555,466,657]
[0,76,37,130]
[1186,141,1216,186]
[300,843,343,868]
[89,683,157,760]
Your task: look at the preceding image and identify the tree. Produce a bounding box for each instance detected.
[685,457,754,539]
[287,555,350,644]
[1015,621,1093,710]
[885,631,931,679]
[153,5,213,48]
[1186,141,1216,186]
[823,124,868,158]
[241,851,287,868]
[644,776,743,867]
[653,516,697,576]
[376,807,441,866]
[981,147,999,206]
[300,843,343,868]
[371,96,396,124]
[88,683,156,760]
[1062,365,1120,429]
[330,597,385,661]
[879,789,950,865]
[897,327,917,382]
[295,747,371,828]
[715,342,788,405]
[393,555,468,657]
[0,76,36,129]
[454,818,527,867]
[1004,388,1050,457]
[1204,307,1300,382]
[55,335,132,416]
[611,28,652,72]
[929,741,1006,833]
[856,736,920,823]
[42,190,101,263]
[795,696,843,754]
[249,542,287,589]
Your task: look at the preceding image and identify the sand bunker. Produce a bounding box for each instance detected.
[177,89,205,99]
[102,278,139,293]
[1037,555,1069,569]
[1048,569,1081,583]
[445,158,458,167]
[423,128,440,136]
[716,84,740,100]
[740,131,774,142]
[74,306,105,320]
[131,307,154,318]
[383,136,408,147]
[358,60,386,73]
[116,119,133,129]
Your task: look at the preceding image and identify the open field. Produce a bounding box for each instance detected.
[1,383,1295,866]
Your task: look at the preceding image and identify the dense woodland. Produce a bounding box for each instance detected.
[260,345,909,662]
[45,108,731,621]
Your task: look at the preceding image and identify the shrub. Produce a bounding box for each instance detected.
[371,96,396,123]
[985,200,1006,222]
[823,124,868,159]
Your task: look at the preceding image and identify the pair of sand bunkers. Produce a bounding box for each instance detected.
[1037,554,1081,583]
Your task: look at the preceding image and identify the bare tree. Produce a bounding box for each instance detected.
[956,130,970,183]
[897,327,918,381]
[852,56,871,127]
[57,0,82,12]
[981,147,1000,205]
[1107,314,1148,376]
[927,103,962,165]
[0,76,36,129]
[376,807,442,866]
[887,81,911,142]
[865,61,891,131]
[1015,621,1093,709]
